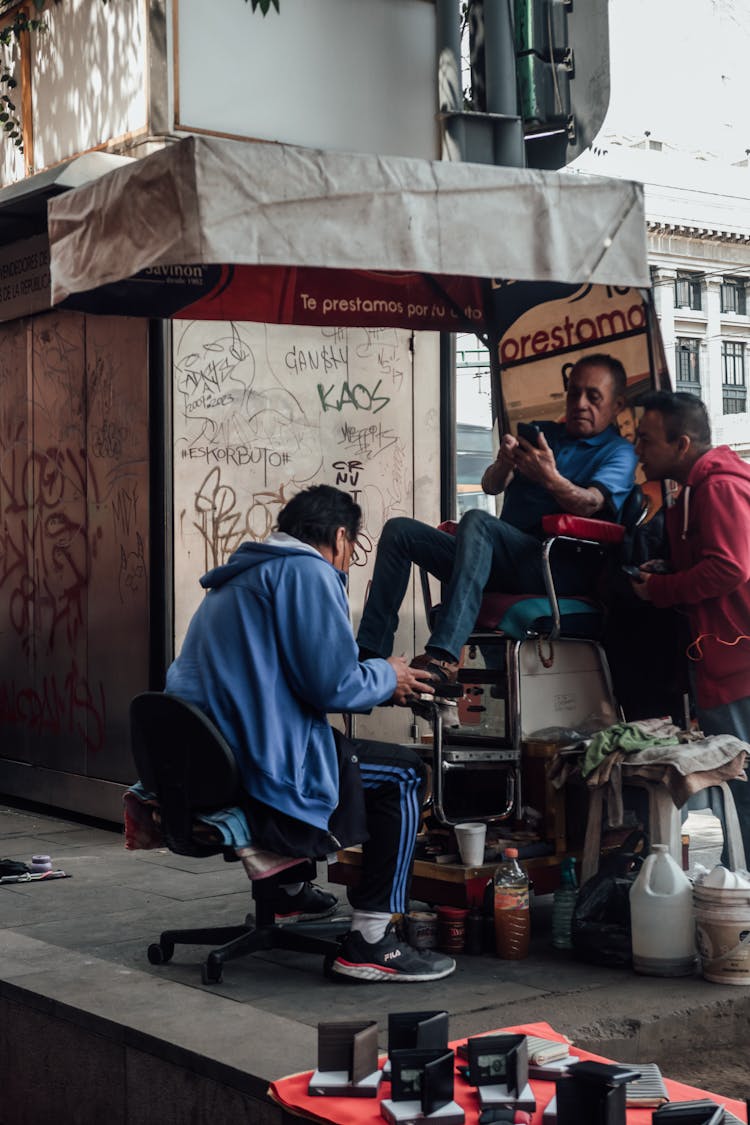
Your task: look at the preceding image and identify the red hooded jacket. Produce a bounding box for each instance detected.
[647,445,750,710]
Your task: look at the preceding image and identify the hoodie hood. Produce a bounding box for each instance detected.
[680,446,750,540]
[200,533,325,589]
[688,445,750,490]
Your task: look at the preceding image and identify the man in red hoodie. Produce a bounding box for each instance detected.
[631,390,750,861]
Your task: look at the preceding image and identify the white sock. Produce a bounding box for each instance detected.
[280,882,304,896]
[349,910,391,944]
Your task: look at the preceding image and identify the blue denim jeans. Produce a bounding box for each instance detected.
[695,695,750,869]
[356,509,590,662]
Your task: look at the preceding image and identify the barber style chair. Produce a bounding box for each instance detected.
[419,489,646,828]
[129,692,343,984]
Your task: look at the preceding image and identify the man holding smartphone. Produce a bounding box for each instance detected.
[357,353,637,689]
[630,390,750,866]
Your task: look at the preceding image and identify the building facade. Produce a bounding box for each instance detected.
[579,141,750,460]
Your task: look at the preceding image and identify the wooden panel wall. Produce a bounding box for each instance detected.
[0,311,150,794]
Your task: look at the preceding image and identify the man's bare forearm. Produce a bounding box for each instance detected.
[544,473,605,517]
[482,459,514,495]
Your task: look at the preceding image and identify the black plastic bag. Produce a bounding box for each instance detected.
[571,831,647,967]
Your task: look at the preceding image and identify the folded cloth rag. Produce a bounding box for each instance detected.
[0,858,31,877]
[582,718,681,777]
[235,846,306,881]
[626,731,749,775]
[123,781,254,850]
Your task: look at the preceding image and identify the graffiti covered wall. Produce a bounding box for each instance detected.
[172,319,438,741]
[0,311,150,802]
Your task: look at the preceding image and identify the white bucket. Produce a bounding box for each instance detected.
[630,845,697,976]
[693,883,750,985]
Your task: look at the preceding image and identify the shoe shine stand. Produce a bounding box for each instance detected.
[308,1021,383,1098]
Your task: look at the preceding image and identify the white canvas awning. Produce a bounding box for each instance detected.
[47,134,648,330]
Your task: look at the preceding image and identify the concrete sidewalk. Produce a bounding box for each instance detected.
[0,800,747,1123]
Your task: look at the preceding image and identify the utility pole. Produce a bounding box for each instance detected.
[436,0,524,168]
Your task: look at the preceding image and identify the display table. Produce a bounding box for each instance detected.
[329,847,578,905]
[267,1021,746,1125]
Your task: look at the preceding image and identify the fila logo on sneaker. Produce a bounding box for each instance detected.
[384,949,402,962]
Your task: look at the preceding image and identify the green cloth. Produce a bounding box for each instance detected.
[582,722,680,777]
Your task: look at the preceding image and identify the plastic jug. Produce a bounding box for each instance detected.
[629,844,697,976]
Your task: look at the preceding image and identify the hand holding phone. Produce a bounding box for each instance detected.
[516,422,541,447]
[622,564,646,582]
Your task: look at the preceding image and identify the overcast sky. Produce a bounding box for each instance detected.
[457,0,750,428]
[600,0,750,160]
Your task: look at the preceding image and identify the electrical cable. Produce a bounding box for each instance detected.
[686,632,750,662]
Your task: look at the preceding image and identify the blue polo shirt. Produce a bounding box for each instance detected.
[500,421,637,535]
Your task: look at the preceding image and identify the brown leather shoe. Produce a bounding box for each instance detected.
[410,652,462,697]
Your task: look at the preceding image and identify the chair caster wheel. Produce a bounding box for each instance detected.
[202,956,223,985]
[147,941,173,965]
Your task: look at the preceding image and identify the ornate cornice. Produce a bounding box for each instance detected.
[647,220,750,244]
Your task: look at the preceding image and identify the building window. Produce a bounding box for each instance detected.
[674,272,702,311]
[675,338,701,394]
[721,341,747,414]
[721,277,747,315]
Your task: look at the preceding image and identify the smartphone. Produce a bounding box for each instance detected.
[517,421,542,447]
[621,564,645,581]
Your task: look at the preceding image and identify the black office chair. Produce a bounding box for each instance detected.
[129,692,344,984]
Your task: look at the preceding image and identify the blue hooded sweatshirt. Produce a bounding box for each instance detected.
[165,533,397,831]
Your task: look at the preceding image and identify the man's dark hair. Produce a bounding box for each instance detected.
[572,353,627,399]
[276,485,361,550]
[640,390,712,446]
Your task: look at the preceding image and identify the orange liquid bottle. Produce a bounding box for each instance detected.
[493,847,530,959]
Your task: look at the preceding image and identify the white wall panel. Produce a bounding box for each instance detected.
[31,0,148,169]
[175,0,438,159]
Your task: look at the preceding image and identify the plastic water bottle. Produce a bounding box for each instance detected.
[552,856,578,950]
[493,847,530,959]
[630,844,697,976]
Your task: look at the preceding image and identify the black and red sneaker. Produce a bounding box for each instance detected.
[331,923,456,983]
[272,882,339,925]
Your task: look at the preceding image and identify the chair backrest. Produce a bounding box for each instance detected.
[620,483,647,534]
[129,692,241,856]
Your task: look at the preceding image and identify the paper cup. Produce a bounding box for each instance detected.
[454,821,487,867]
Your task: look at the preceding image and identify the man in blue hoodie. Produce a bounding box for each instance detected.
[166,485,456,983]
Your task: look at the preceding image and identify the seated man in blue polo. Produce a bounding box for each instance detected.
[357,353,637,688]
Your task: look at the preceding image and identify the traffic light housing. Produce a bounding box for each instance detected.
[463,0,610,170]
[514,0,573,142]
[515,0,611,169]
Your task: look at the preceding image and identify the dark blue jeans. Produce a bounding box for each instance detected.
[356,509,589,662]
[696,696,750,869]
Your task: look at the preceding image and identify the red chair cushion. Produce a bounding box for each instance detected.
[541,513,624,544]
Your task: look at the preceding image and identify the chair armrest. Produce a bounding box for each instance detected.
[541,513,625,545]
[540,517,624,640]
